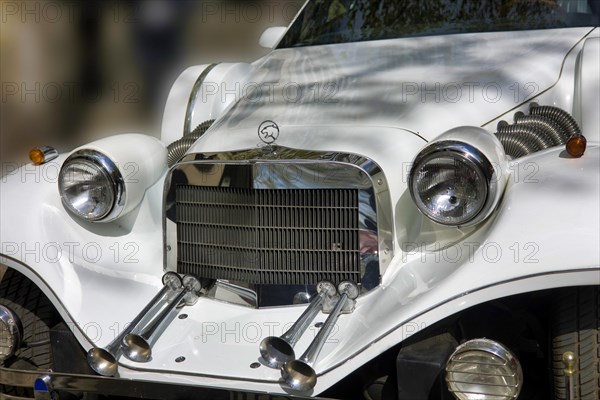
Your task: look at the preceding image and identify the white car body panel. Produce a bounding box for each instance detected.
[192,27,597,149]
[1,22,599,396]
[577,37,600,137]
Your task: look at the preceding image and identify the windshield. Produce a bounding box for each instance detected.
[279,0,599,47]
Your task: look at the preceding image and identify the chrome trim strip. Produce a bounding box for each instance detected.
[0,367,331,399]
[184,64,217,136]
[163,146,394,306]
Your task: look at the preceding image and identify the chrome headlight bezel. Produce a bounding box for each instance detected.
[408,140,498,227]
[58,149,125,222]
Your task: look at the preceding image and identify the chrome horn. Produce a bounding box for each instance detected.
[282,281,359,392]
[86,272,182,377]
[259,280,337,368]
[122,275,201,363]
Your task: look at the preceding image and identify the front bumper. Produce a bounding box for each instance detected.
[0,366,330,400]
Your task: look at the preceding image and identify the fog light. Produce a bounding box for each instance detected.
[445,338,522,400]
[0,305,23,362]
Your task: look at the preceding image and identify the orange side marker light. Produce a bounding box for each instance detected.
[566,135,586,158]
[29,146,58,166]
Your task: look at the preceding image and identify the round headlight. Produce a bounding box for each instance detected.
[58,149,125,221]
[409,141,497,226]
[445,338,522,400]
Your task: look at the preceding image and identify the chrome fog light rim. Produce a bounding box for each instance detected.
[445,338,523,400]
[0,305,23,362]
[58,149,125,222]
[409,141,498,227]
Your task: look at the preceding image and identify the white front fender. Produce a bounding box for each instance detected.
[161,62,253,145]
[0,153,167,350]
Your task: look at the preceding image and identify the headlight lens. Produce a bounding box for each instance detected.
[58,150,124,221]
[409,141,495,226]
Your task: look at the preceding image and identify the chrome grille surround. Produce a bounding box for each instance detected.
[163,146,393,307]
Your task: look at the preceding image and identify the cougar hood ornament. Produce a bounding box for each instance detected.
[258,120,279,144]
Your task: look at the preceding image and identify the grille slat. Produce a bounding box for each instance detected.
[176,185,360,285]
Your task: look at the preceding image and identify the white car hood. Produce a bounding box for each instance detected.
[206,27,592,144]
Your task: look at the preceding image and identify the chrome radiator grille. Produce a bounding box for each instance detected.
[175,185,361,285]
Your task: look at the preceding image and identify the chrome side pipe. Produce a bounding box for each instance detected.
[259,281,337,368]
[282,281,360,392]
[122,275,201,363]
[86,272,182,377]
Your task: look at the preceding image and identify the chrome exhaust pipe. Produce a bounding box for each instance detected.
[122,275,201,363]
[86,272,182,377]
[282,281,359,392]
[259,281,336,368]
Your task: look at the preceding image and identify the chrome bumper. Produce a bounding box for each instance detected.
[0,366,329,400]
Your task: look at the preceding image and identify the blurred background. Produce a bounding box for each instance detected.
[0,0,304,167]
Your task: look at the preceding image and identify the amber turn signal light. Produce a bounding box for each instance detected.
[566,135,586,158]
[29,146,59,165]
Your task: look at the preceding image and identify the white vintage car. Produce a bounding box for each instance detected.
[1,1,599,399]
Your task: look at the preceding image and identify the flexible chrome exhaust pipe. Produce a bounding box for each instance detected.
[122,275,201,363]
[282,281,359,392]
[86,272,182,376]
[259,281,336,368]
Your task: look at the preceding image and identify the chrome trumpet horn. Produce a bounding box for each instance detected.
[122,275,201,363]
[86,272,182,377]
[259,281,337,368]
[282,281,359,392]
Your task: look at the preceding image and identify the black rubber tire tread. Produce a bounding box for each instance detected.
[552,286,600,400]
[0,268,58,397]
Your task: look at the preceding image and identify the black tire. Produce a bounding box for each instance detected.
[552,286,600,400]
[0,267,59,397]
